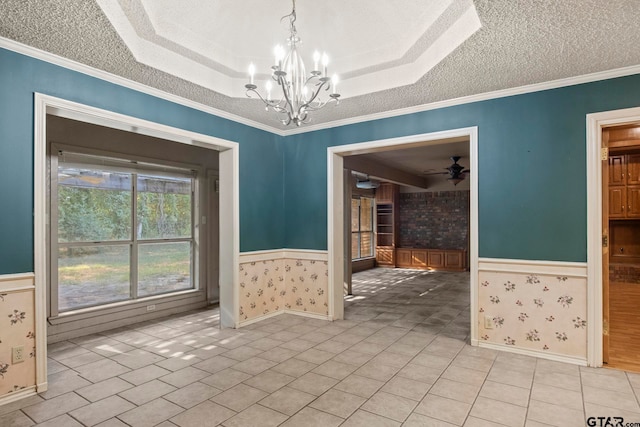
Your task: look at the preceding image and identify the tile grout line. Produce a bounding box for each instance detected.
[459,346,502,427]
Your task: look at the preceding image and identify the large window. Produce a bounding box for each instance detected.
[351,197,374,260]
[52,150,197,314]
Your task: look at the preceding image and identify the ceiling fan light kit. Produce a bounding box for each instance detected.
[355,178,380,189]
[244,0,340,126]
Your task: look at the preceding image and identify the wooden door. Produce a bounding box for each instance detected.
[609,155,626,185]
[629,186,640,217]
[628,154,640,185]
[411,250,428,268]
[609,187,626,218]
[445,251,463,270]
[396,249,412,267]
[428,251,444,268]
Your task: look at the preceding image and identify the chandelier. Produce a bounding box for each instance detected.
[245,0,340,127]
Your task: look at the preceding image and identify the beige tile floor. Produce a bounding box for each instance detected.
[2,268,640,426]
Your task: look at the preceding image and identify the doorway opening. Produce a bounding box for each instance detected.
[33,94,239,392]
[327,127,479,344]
[601,124,640,371]
[586,105,640,368]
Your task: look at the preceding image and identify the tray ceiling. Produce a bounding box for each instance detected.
[96,0,479,98]
[1,0,640,131]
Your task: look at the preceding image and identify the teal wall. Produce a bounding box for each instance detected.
[284,74,640,262]
[3,45,640,273]
[0,48,284,274]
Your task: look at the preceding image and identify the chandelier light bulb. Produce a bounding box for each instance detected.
[265,80,273,100]
[274,45,285,67]
[332,74,339,94]
[313,51,320,72]
[322,52,329,77]
[248,63,255,85]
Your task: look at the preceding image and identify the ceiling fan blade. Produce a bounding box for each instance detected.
[423,171,449,175]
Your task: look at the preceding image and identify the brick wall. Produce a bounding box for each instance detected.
[610,264,640,284]
[398,191,469,250]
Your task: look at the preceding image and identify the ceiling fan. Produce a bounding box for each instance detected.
[424,156,470,185]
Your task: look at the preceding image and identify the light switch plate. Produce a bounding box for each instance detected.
[484,315,493,329]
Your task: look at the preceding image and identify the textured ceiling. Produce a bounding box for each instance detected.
[351,140,471,191]
[2,0,640,131]
[95,0,479,98]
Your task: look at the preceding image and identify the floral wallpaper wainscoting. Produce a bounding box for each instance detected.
[0,289,36,396]
[284,259,329,316]
[238,252,330,324]
[239,259,285,322]
[478,270,587,359]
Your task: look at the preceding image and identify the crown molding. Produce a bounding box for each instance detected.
[0,37,284,135]
[281,64,640,136]
[3,36,640,138]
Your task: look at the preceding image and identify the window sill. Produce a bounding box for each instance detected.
[48,288,205,325]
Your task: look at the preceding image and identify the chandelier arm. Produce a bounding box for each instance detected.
[246,87,290,115]
[245,86,273,105]
[303,81,329,107]
[301,101,327,112]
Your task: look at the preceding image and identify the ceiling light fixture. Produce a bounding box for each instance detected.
[244,0,340,127]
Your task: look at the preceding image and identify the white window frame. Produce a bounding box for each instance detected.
[49,144,201,318]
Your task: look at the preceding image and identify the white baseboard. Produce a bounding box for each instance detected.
[238,310,283,327]
[284,309,331,321]
[0,386,37,407]
[238,308,331,327]
[36,381,48,393]
[478,341,587,366]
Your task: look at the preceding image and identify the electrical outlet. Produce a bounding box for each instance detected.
[146,304,156,311]
[484,315,493,329]
[12,346,25,364]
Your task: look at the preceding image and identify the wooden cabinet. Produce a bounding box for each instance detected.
[394,248,466,271]
[428,251,444,268]
[412,250,428,268]
[629,187,640,217]
[376,247,395,266]
[610,221,640,264]
[445,251,465,270]
[375,182,397,204]
[375,183,399,267]
[373,181,467,271]
[396,249,412,266]
[609,154,640,218]
[609,187,627,218]
[610,155,626,185]
[628,154,640,184]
